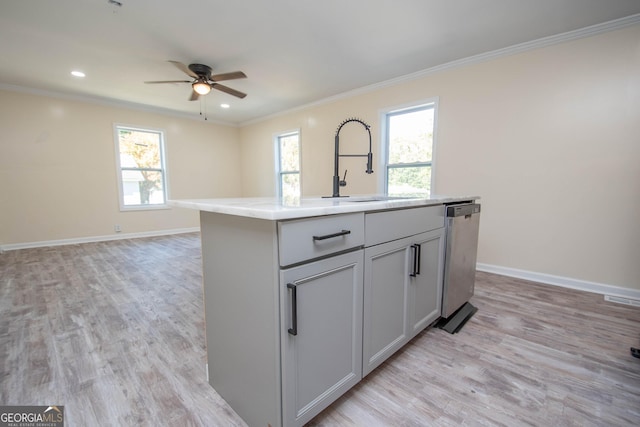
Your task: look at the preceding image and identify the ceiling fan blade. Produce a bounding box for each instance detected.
[145,80,192,84]
[189,90,200,101]
[169,60,199,79]
[210,71,247,82]
[212,83,247,99]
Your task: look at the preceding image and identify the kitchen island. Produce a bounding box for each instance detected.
[170,195,479,427]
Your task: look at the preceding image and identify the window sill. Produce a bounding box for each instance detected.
[119,204,171,212]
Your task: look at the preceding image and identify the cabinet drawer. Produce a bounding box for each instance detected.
[278,213,365,266]
[365,205,444,247]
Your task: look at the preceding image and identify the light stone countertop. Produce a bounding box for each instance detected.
[169,194,479,221]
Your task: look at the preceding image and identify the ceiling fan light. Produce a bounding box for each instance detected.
[193,81,211,95]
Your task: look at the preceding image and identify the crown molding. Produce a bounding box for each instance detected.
[2,13,638,129]
[241,13,640,127]
[0,83,239,127]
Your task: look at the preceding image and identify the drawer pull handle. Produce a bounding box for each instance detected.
[312,229,351,241]
[287,283,298,336]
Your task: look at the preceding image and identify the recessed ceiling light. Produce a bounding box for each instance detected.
[71,70,86,78]
[220,104,230,109]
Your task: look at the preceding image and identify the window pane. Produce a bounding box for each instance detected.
[280,134,300,172]
[121,170,165,206]
[388,108,434,164]
[118,129,162,169]
[281,173,300,204]
[388,166,431,197]
[276,130,301,200]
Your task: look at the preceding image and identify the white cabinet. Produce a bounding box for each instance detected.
[407,229,444,338]
[278,212,364,267]
[198,204,445,427]
[362,207,445,376]
[280,250,363,427]
[363,237,411,375]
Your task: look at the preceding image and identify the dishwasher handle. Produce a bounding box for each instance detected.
[446,203,481,218]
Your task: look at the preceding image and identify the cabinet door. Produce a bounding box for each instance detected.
[362,237,412,377]
[408,229,444,338]
[280,250,363,427]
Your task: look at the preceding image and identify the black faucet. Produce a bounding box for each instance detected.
[327,118,374,198]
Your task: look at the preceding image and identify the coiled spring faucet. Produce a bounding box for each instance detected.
[328,118,374,198]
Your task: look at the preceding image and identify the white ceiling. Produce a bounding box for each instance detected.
[1,0,639,125]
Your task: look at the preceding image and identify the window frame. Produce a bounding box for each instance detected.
[274,129,301,201]
[113,124,169,211]
[379,98,439,196]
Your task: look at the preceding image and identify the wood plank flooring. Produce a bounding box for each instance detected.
[1,233,639,426]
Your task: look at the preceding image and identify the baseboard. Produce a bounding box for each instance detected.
[476,263,640,301]
[0,227,200,251]
[5,236,637,302]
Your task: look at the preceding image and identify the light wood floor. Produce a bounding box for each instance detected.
[1,233,639,426]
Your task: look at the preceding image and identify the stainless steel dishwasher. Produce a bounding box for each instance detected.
[437,202,481,333]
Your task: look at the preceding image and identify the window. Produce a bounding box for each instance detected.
[275,130,301,204]
[114,125,168,210]
[383,101,436,197]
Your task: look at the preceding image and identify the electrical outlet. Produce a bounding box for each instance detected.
[114,224,121,233]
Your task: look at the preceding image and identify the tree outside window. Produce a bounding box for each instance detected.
[115,126,167,209]
[385,103,435,197]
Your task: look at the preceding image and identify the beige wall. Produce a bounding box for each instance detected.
[0,90,242,246]
[2,25,638,291]
[239,25,640,291]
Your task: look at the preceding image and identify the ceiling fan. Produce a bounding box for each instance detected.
[145,60,247,101]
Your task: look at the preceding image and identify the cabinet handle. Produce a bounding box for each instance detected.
[312,229,351,241]
[410,244,421,277]
[287,283,298,336]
